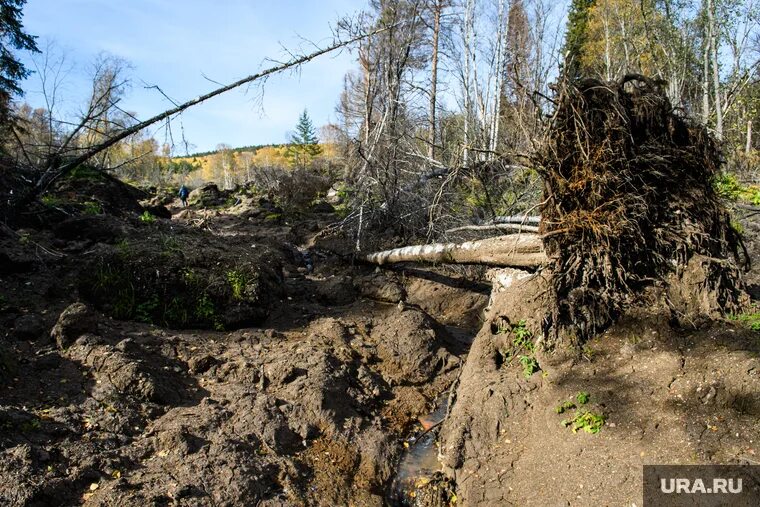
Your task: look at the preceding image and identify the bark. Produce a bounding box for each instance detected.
[428,0,442,161]
[364,233,547,268]
[492,215,540,225]
[702,33,710,124]
[445,223,539,234]
[747,120,753,154]
[707,0,723,138]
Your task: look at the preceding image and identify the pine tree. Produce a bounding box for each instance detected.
[287,109,322,168]
[0,0,39,121]
[562,0,595,81]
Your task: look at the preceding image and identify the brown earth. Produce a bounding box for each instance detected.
[0,174,757,506]
[0,179,488,506]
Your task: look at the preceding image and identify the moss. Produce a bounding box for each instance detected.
[67,165,108,181]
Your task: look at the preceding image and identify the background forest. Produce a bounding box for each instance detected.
[4,0,760,242]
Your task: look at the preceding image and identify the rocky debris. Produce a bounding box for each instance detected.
[188,183,226,207]
[65,336,190,406]
[309,200,335,214]
[50,302,99,348]
[312,275,357,306]
[49,165,147,216]
[0,239,35,274]
[77,228,283,330]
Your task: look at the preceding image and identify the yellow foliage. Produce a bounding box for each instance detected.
[581,0,660,78]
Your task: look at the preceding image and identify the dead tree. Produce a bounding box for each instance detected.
[9,24,395,214]
[364,233,547,268]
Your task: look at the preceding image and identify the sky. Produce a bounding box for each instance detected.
[18,0,367,153]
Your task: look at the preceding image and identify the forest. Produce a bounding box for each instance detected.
[0,0,759,506]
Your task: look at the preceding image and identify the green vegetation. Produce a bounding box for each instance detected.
[555,392,590,414]
[496,319,540,378]
[82,201,102,215]
[0,0,39,121]
[714,173,760,205]
[226,269,248,300]
[160,235,181,255]
[286,109,322,168]
[135,294,160,324]
[139,210,156,223]
[562,410,605,434]
[557,391,604,434]
[40,195,67,207]
[68,165,107,181]
[729,308,760,332]
[93,263,135,320]
[519,355,540,378]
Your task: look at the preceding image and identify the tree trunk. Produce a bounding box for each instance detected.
[364,233,547,268]
[747,120,753,154]
[428,0,442,161]
[707,0,723,138]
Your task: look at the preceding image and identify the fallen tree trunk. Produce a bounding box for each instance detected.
[492,215,540,225]
[446,223,539,234]
[364,234,547,268]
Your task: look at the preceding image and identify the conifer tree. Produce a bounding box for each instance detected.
[0,0,39,121]
[562,0,594,81]
[287,109,322,168]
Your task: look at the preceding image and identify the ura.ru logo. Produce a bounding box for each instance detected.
[660,478,742,494]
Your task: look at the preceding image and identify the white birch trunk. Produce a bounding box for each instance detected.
[364,233,547,268]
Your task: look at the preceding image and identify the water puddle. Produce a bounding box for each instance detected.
[390,397,449,505]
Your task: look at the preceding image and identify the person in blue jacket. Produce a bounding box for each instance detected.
[179,185,189,207]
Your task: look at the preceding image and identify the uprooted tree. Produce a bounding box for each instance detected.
[366,74,750,340]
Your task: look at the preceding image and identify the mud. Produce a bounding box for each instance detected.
[0,174,757,506]
[0,181,487,506]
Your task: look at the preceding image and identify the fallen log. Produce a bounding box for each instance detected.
[446,223,539,234]
[492,215,540,225]
[364,233,547,268]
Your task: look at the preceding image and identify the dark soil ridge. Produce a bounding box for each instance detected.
[0,180,489,506]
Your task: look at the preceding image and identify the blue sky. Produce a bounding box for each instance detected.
[19,0,366,153]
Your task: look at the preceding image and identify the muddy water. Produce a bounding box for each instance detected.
[390,397,449,505]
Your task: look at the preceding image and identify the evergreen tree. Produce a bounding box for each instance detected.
[0,0,38,121]
[561,0,595,81]
[286,109,322,168]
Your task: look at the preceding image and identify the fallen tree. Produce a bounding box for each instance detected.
[364,233,547,268]
[7,24,396,218]
[535,74,748,339]
[445,223,539,234]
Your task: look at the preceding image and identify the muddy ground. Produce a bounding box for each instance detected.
[0,178,488,506]
[1,176,758,506]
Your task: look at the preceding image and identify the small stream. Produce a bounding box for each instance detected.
[388,317,478,505]
[389,397,449,505]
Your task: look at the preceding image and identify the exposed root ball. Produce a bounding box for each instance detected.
[536,74,747,339]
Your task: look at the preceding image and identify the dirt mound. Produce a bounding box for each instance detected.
[77,224,284,330]
[433,252,760,505]
[49,166,148,216]
[536,75,747,339]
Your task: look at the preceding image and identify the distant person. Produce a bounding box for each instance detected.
[179,185,189,207]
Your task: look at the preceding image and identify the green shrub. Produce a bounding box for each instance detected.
[562,410,605,434]
[81,201,102,215]
[139,210,156,223]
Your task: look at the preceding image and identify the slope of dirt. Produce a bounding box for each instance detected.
[438,259,760,506]
[0,184,488,506]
